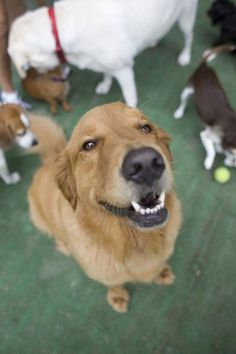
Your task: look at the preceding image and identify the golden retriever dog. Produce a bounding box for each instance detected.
[28,102,181,313]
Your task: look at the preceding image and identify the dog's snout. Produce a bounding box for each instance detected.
[121,147,165,185]
[31,138,38,146]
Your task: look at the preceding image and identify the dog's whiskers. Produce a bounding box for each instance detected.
[138,95,160,110]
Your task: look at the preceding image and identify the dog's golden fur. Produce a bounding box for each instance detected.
[28,102,181,312]
[22,67,72,114]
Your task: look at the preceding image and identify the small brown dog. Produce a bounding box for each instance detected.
[0,104,37,184]
[29,102,181,313]
[22,67,72,114]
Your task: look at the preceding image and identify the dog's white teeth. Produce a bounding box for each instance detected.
[132,194,166,215]
[132,202,164,215]
[159,192,165,205]
[140,208,146,215]
[131,201,141,212]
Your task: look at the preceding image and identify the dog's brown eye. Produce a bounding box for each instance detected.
[140,124,152,133]
[82,140,97,151]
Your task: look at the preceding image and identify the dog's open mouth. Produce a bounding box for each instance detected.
[100,192,168,229]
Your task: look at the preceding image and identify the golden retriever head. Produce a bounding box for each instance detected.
[0,104,38,150]
[55,102,174,229]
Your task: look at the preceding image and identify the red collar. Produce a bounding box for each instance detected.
[48,6,66,64]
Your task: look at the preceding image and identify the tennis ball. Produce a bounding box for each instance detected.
[214,167,231,184]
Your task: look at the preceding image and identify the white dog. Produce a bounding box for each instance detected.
[9,0,198,107]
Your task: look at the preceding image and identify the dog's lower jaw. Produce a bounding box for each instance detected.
[99,192,168,229]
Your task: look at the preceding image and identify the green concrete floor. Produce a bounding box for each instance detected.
[1,1,236,353]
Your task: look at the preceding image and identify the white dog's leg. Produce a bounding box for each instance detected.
[0,149,21,184]
[200,129,216,170]
[177,0,198,66]
[174,86,194,119]
[95,74,113,95]
[113,66,137,107]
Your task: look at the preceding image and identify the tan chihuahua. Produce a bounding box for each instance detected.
[22,67,72,114]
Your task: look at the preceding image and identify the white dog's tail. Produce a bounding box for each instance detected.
[28,113,66,164]
[202,44,236,63]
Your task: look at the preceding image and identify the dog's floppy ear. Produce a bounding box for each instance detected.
[53,150,78,210]
[0,120,14,148]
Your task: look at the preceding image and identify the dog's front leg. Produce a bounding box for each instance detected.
[48,99,58,114]
[113,66,137,107]
[0,149,21,185]
[107,285,130,313]
[200,129,216,170]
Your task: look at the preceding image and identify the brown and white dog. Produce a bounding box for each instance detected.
[22,66,72,114]
[0,104,37,184]
[28,102,181,313]
[174,44,236,170]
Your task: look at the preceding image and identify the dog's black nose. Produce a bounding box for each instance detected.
[121,147,165,186]
[31,138,38,146]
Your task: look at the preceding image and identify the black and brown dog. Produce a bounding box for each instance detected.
[174,44,236,170]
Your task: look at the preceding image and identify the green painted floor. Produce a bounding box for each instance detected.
[1,1,236,353]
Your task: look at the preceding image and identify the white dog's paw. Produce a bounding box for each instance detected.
[224,156,236,167]
[8,172,21,184]
[204,158,213,170]
[177,52,190,66]
[95,80,112,95]
[173,108,183,119]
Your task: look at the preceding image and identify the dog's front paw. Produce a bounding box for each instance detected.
[177,52,190,66]
[107,286,130,313]
[155,265,175,285]
[6,172,21,185]
[173,108,183,119]
[204,157,213,170]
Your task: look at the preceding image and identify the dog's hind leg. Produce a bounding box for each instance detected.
[62,99,73,112]
[174,85,194,119]
[177,0,198,66]
[107,286,130,313]
[95,74,113,95]
[0,149,20,184]
[113,66,137,107]
[200,129,216,170]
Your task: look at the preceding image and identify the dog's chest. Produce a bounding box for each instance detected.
[70,231,165,286]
